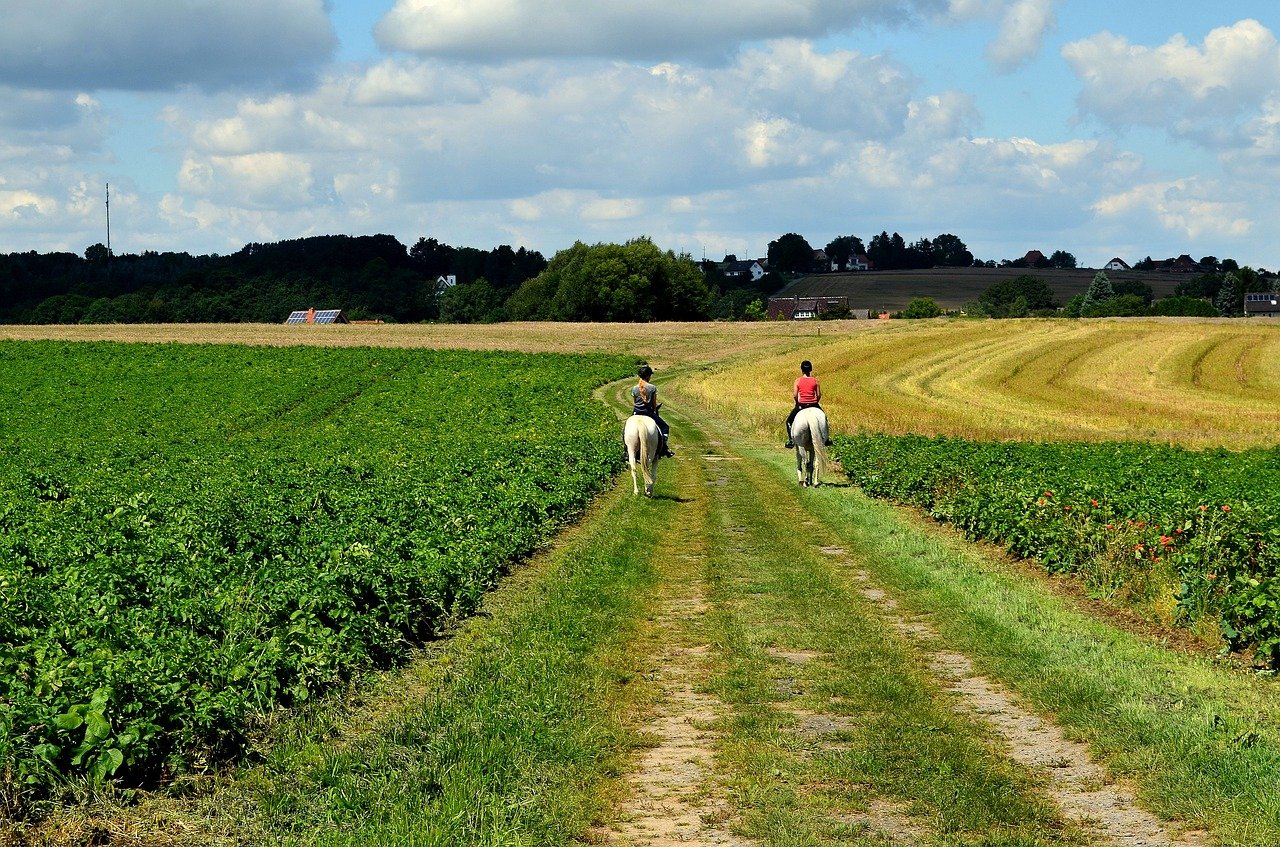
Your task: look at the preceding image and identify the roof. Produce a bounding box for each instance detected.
[285,308,350,325]
[1245,292,1280,314]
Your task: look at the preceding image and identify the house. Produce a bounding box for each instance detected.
[1104,257,1131,272]
[1023,250,1046,266]
[1245,292,1280,318]
[284,308,349,325]
[767,296,850,320]
[812,249,832,272]
[848,254,874,272]
[721,259,765,284]
[436,274,458,289]
[1153,255,1202,273]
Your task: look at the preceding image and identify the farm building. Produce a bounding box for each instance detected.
[285,308,350,324]
[1104,257,1131,271]
[1245,292,1280,318]
[767,296,851,320]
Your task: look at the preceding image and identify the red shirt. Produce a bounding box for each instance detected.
[794,375,819,404]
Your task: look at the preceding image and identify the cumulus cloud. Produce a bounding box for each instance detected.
[1063,19,1280,133]
[375,0,948,62]
[985,0,1057,72]
[1094,179,1254,242]
[0,0,336,92]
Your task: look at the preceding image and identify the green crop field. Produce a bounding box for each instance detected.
[0,341,630,811]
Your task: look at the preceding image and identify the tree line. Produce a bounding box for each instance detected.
[766,231,1080,272]
[0,230,1272,325]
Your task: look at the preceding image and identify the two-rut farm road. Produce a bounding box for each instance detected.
[597,382,1213,847]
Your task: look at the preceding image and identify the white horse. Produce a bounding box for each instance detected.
[623,414,662,496]
[791,406,829,487]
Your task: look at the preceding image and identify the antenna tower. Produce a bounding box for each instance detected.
[105,183,112,256]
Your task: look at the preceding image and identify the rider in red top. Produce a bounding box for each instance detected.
[785,360,831,448]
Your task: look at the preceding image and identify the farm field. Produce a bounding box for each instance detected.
[5,318,1280,847]
[678,317,1280,447]
[0,341,630,812]
[777,266,1190,312]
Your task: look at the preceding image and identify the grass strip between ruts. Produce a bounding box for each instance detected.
[683,429,1084,845]
[769,441,1280,847]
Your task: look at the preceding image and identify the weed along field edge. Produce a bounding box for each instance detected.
[2,319,1279,846]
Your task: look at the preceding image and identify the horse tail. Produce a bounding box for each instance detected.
[637,418,655,489]
[812,413,829,479]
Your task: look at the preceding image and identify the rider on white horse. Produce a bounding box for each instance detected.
[785,360,832,449]
[631,364,674,458]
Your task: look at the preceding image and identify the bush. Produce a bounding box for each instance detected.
[1082,293,1146,317]
[1150,295,1219,317]
[900,297,943,319]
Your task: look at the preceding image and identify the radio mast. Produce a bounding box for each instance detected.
[105,183,112,256]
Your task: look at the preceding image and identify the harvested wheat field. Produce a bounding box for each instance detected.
[676,317,1280,447]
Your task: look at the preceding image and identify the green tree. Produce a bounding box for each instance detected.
[901,297,943,318]
[767,233,814,274]
[1081,271,1114,311]
[1048,250,1077,269]
[743,299,767,321]
[506,238,712,322]
[825,235,864,270]
[931,234,973,267]
[979,274,1055,318]
[1214,272,1241,317]
[440,278,504,323]
[1111,279,1153,305]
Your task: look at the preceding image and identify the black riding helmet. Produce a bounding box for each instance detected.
[638,364,654,379]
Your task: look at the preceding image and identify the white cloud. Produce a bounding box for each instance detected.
[985,0,1056,72]
[1063,19,1280,134]
[375,0,948,62]
[0,0,335,92]
[1094,179,1254,242]
[178,152,317,210]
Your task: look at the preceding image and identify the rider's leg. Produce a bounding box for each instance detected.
[784,403,800,448]
[655,413,674,457]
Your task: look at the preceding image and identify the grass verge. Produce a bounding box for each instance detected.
[769,444,1280,847]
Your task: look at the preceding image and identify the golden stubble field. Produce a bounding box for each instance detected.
[5,316,1278,447]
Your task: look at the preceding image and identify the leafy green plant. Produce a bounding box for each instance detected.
[834,434,1280,663]
[0,341,632,808]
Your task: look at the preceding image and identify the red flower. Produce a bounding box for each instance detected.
[1222,504,1231,513]
[1090,499,1099,508]
[1044,490,1054,498]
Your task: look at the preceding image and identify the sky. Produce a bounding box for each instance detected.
[2,0,1279,270]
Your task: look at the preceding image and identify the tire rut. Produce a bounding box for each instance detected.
[602,389,1213,845]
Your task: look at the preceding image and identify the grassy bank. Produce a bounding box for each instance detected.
[778,451,1280,846]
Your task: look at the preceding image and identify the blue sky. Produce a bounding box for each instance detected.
[2,1,1278,270]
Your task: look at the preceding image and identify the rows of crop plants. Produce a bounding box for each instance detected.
[833,435,1280,666]
[0,341,631,812]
